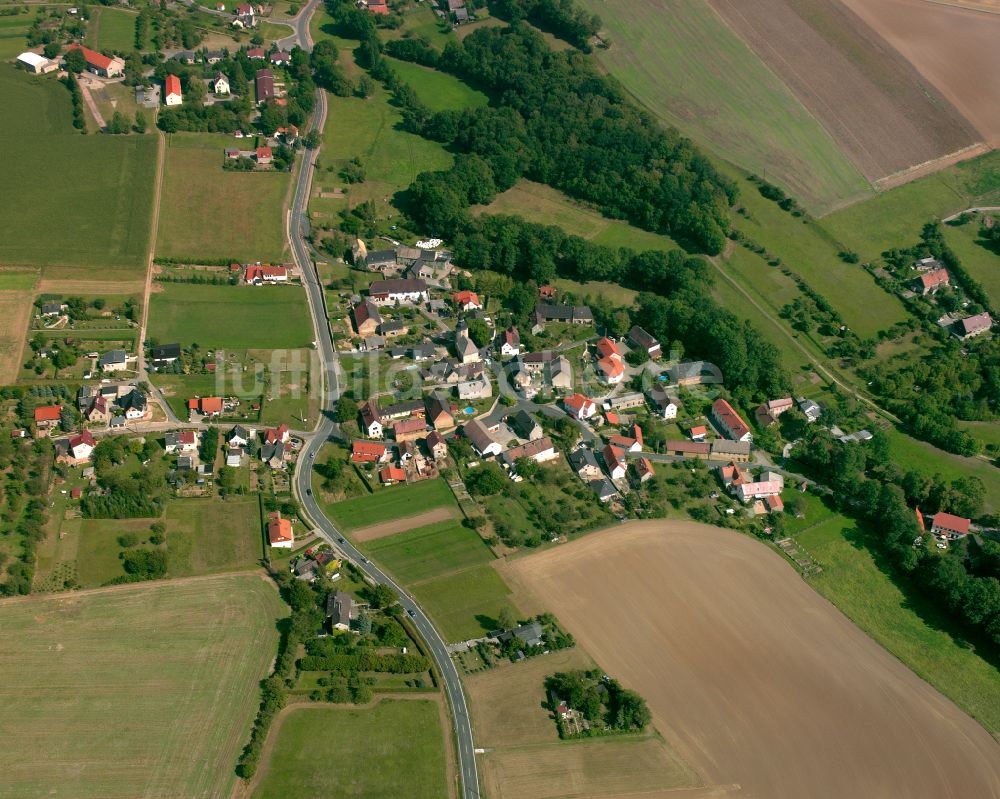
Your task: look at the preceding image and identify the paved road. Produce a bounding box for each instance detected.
[283,13,481,797]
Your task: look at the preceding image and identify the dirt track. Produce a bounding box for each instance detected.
[352,506,459,542]
[838,0,1000,147]
[507,521,1000,799]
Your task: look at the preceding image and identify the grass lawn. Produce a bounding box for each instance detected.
[387,57,488,112]
[165,496,264,576]
[942,221,1000,308]
[573,0,869,214]
[885,428,1000,512]
[148,283,313,349]
[0,12,32,59]
[823,150,1000,258]
[0,66,156,271]
[0,574,285,798]
[156,133,290,262]
[363,519,493,584]
[90,7,138,51]
[311,82,452,222]
[252,700,448,799]
[719,164,909,337]
[76,518,155,586]
[796,517,1000,734]
[477,180,680,251]
[323,478,458,531]
[411,564,516,642]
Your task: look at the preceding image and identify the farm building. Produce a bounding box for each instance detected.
[17,51,58,74]
[711,399,752,443]
[255,69,275,104]
[67,44,125,77]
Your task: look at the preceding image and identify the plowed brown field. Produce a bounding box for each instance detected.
[507,521,1000,799]
[839,0,1000,147]
[710,0,979,181]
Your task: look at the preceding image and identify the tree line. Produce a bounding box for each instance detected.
[330,0,734,254]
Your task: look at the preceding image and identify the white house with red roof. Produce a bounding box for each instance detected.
[736,471,783,503]
[563,393,597,421]
[711,398,752,443]
[631,457,655,484]
[930,511,971,539]
[594,337,625,384]
[245,264,288,284]
[67,43,124,77]
[34,404,62,429]
[451,290,482,311]
[501,326,521,357]
[165,430,199,454]
[164,74,182,106]
[601,443,627,481]
[69,430,96,461]
[267,512,294,548]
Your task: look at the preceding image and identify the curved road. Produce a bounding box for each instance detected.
[285,8,481,797]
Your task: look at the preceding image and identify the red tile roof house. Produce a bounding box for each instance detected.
[954,312,992,341]
[563,393,597,420]
[451,290,482,311]
[601,443,627,481]
[164,73,182,106]
[689,425,707,442]
[247,46,266,59]
[267,511,294,548]
[380,465,406,484]
[66,43,125,78]
[501,326,521,357]
[34,404,62,429]
[631,457,655,484]
[69,430,97,461]
[595,337,625,384]
[255,146,273,165]
[351,440,388,463]
[368,1,390,14]
[269,50,292,65]
[264,424,290,444]
[609,433,641,453]
[711,398,753,443]
[245,263,287,283]
[539,285,557,300]
[351,299,383,336]
[188,396,225,418]
[930,511,971,540]
[916,267,950,295]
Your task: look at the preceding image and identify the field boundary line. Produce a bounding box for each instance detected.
[2,568,271,606]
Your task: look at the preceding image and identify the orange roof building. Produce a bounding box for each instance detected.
[34,404,62,424]
[267,512,294,547]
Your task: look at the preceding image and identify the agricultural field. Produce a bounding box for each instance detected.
[320,477,459,531]
[362,519,493,585]
[467,648,698,799]
[251,700,449,799]
[148,283,313,349]
[508,521,1000,797]
[410,563,517,642]
[0,66,156,270]
[0,10,32,59]
[0,575,285,799]
[840,0,1000,149]
[822,150,1000,258]
[709,0,977,184]
[156,133,291,262]
[387,57,488,112]
[0,269,40,382]
[310,80,452,223]
[573,0,868,213]
[795,515,1000,734]
[89,7,138,51]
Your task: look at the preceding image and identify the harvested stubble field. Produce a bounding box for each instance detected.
[709,0,978,183]
[0,574,286,799]
[353,505,461,542]
[507,521,1000,798]
[467,647,699,799]
[840,0,1000,148]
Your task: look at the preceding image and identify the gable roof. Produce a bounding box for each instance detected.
[711,398,751,440]
[502,436,555,466]
[958,312,992,336]
[267,515,293,544]
[165,74,181,97]
[35,404,62,422]
[67,43,117,72]
[919,268,950,290]
[931,511,970,535]
[595,337,621,360]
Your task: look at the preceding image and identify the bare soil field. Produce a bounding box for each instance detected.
[710,0,979,181]
[36,278,146,295]
[352,506,460,542]
[506,521,1000,799]
[838,0,1000,148]
[467,648,700,799]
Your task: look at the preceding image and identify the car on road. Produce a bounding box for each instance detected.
[309,450,315,458]
[338,537,345,544]
[306,488,312,496]
[408,609,416,618]
[361,557,369,564]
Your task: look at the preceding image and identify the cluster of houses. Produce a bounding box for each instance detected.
[354,241,455,285]
[351,429,448,485]
[76,383,150,428]
[291,545,342,581]
[911,257,993,341]
[224,423,294,469]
